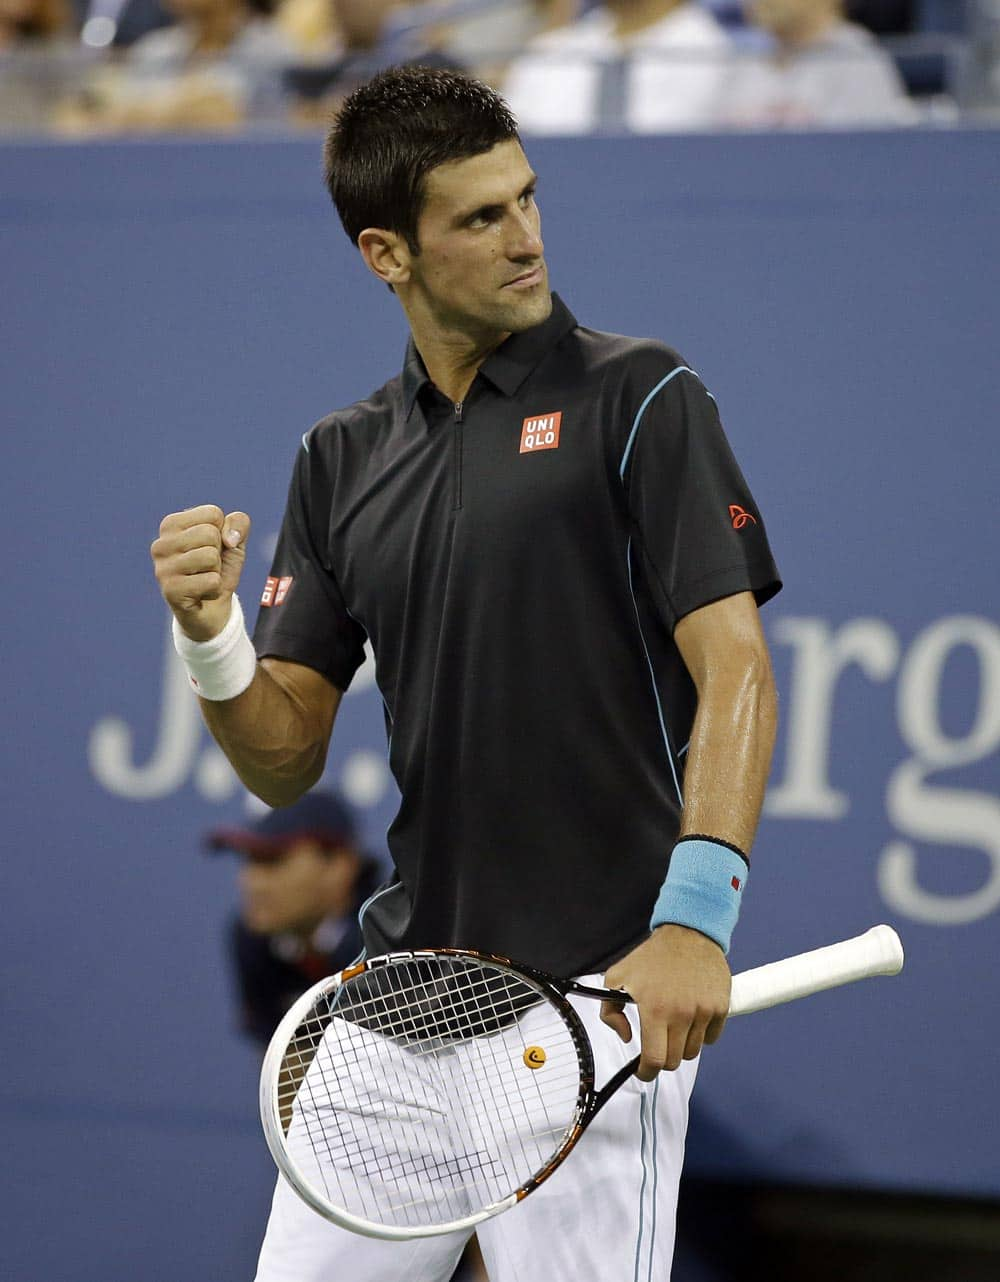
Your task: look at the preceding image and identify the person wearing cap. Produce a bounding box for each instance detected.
[207,790,380,1048]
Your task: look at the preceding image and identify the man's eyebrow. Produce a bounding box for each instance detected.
[455,174,539,225]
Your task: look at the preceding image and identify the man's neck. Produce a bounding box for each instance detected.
[408,314,510,406]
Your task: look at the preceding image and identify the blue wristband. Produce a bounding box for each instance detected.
[649,836,749,955]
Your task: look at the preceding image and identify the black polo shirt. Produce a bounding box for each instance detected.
[253,294,780,977]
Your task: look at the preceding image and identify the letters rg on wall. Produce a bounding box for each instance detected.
[766,615,1000,926]
[89,613,1000,928]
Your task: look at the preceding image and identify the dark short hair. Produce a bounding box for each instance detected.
[324,65,520,254]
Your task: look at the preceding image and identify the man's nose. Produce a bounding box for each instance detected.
[508,207,543,260]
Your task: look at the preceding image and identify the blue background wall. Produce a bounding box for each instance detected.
[1,129,997,1281]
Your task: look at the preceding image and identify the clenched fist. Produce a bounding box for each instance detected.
[151,504,251,641]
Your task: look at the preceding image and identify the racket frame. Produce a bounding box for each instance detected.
[261,927,904,1240]
[260,948,606,1240]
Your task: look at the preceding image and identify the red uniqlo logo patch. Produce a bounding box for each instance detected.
[731,876,742,892]
[520,411,562,454]
[261,575,294,607]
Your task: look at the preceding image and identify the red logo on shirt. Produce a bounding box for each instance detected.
[261,575,293,607]
[520,412,562,454]
[729,504,757,530]
[731,876,742,892]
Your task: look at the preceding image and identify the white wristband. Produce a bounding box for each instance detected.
[171,593,258,702]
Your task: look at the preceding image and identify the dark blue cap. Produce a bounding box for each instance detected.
[206,790,357,860]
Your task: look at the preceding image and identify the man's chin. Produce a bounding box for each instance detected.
[502,286,553,333]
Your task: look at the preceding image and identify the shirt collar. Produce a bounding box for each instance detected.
[401,292,577,420]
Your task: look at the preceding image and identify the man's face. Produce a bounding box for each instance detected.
[239,841,336,936]
[403,138,552,343]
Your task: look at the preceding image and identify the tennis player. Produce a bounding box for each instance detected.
[152,66,780,1282]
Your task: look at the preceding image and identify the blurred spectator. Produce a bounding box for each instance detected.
[206,790,380,1047]
[272,0,340,57]
[502,0,733,134]
[984,1,1000,112]
[0,0,70,44]
[327,0,392,55]
[0,0,91,131]
[846,0,915,33]
[921,0,969,32]
[106,0,174,49]
[282,0,399,120]
[55,0,294,132]
[427,0,577,83]
[283,0,463,125]
[721,0,919,125]
[206,788,488,1281]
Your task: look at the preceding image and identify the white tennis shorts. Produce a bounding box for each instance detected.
[254,975,698,1282]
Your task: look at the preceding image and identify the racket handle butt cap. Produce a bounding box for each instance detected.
[868,923,905,976]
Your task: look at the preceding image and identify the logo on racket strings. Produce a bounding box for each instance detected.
[523,1046,547,1069]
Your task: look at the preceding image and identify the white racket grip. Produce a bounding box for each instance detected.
[728,925,904,1017]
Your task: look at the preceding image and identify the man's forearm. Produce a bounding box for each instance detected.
[679,655,778,853]
[199,660,335,807]
[606,657,775,1073]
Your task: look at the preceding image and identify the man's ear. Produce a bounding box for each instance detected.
[358,227,412,288]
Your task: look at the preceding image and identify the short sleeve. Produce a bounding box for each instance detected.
[251,438,367,690]
[621,363,781,630]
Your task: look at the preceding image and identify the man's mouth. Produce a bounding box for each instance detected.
[504,265,544,289]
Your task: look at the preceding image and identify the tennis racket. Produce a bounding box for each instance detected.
[260,924,903,1240]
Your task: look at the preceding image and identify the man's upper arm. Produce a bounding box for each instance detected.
[673,592,774,693]
[621,359,781,631]
[252,435,368,691]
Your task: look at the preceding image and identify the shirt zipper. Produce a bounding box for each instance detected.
[453,400,464,511]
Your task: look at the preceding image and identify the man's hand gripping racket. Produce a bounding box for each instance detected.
[260,925,903,1240]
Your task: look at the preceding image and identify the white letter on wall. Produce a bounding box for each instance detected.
[879,616,1000,924]
[88,622,201,799]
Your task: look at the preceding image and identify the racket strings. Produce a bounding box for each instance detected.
[281,956,585,1227]
[295,981,500,1221]
[338,961,544,1047]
